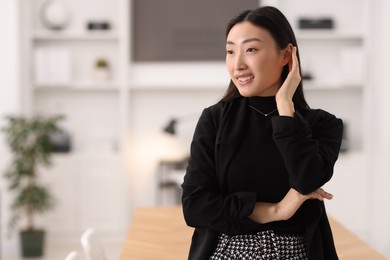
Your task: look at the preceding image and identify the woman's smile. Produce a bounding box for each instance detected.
[236,74,255,85]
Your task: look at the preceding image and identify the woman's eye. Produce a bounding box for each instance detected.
[226,50,234,55]
[246,48,257,52]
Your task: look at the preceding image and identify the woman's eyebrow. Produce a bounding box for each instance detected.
[226,38,263,45]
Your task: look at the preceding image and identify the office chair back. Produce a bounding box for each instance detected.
[64,251,81,260]
[80,228,106,260]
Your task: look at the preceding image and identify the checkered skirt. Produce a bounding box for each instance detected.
[209,230,308,260]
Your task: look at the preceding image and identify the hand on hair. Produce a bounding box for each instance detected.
[276,45,301,117]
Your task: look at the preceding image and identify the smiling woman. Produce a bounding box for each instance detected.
[181,6,344,260]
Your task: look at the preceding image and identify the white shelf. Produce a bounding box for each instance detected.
[303,81,363,91]
[130,83,226,91]
[296,31,364,41]
[34,81,120,91]
[32,30,119,41]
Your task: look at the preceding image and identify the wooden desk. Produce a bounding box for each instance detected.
[120,207,386,260]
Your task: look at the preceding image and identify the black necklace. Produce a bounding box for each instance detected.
[249,105,278,117]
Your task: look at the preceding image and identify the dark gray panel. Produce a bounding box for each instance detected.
[133,0,259,61]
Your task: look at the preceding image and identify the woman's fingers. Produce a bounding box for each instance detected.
[308,191,324,201]
[291,47,301,77]
[289,46,296,71]
[306,188,334,201]
[318,188,334,200]
[284,46,301,89]
[288,48,293,71]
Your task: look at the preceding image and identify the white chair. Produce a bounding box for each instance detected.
[80,228,106,260]
[64,251,81,260]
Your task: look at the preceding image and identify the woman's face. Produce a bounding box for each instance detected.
[226,21,289,97]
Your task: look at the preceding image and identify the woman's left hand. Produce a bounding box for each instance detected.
[249,187,333,224]
[276,187,333,221]
[276,46,301,117]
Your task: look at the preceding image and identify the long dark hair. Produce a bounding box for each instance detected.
[220,6,309,111]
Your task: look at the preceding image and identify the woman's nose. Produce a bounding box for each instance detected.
[234,53,247,70]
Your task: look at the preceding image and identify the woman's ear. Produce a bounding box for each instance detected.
[281,43,294,66]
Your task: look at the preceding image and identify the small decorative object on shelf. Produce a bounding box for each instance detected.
[298,17,334,30]
[93,58,110,81]
[87,20,111,31]
[302,72,313,81]
[39,0,70,31]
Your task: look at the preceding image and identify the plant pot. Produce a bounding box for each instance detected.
[94,67,110,81]
[20,230,45,257]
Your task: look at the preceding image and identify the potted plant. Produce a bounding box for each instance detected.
[94,57,110,81]
[2,114,63,257]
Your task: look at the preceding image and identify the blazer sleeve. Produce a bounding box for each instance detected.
[181,107,259,235]
[271,110,343,195]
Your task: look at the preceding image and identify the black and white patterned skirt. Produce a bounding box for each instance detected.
[209,230,308,260]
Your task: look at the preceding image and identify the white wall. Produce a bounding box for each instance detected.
[366,0,390,256]
[0,0,22,256]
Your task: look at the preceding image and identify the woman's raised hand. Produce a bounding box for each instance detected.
[275,45,301,117]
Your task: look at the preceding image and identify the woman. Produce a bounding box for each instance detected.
[181,6,343,260]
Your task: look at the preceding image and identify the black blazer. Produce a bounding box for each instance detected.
[182,97,343,260]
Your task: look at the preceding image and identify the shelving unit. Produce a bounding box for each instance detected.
[274,0,369,152]
[20,0,130,241]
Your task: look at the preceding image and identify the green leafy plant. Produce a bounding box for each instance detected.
[2,115,64,234]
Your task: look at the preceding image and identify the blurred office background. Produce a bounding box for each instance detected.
[1,0,390,259]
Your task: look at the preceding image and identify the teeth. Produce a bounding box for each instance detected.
[237,76,254,82]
